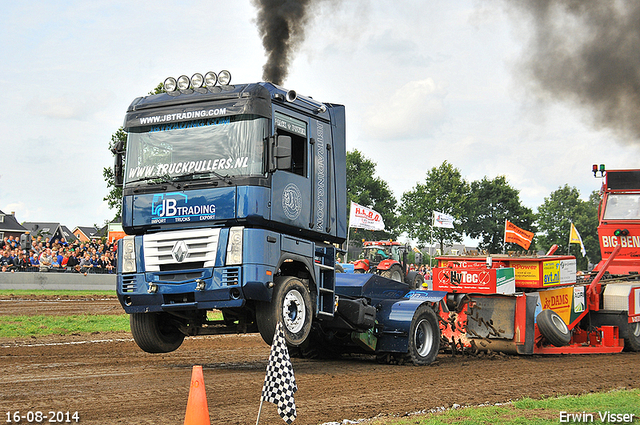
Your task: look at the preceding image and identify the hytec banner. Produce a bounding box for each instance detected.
[569,222,587,256]
[432,267,516,295]
[433,211,455,228]
[349,202,385,231]
[504,220,534,250]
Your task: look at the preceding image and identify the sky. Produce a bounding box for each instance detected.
[1,0,639,232]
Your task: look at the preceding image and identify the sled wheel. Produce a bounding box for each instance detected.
[624,321,640,352]
[536,309,571,347]
[407,305,440,365]
[256,276,313,346]
[381,264,404,282]
[130,312,185,353]
[405,271,425,290]
[335,264,345,273]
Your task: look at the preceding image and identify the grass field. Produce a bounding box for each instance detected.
[0,289,117,298]
[371,389,640,425]
[0,314,130,337]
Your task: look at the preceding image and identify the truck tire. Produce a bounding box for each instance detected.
[405,271,425,290]
[256,276,313,347]
[624,321,640,352]
[407,305,440,365]
[130,312,185,353]
[536,309,571,347]
[381,264,404,282]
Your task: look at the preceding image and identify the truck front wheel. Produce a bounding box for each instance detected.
[407,305,440,365]
[256,276,313,347]
[130,312,185,353]
[624,321,640,352]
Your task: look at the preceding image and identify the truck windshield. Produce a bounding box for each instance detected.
[603,194,640,220]
[125,115,267,185]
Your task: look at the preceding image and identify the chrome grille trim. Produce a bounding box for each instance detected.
[143,228,220,272]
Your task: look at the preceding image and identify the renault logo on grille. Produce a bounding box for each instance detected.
[171,240,189,263]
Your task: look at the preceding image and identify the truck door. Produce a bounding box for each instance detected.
[271,111,312,231]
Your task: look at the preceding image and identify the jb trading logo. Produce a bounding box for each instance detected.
[150,193,217,223]
[152,193,189,217]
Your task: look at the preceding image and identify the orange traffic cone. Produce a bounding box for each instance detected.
[184,365,211,425]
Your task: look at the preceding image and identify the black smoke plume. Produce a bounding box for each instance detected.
[507,1,640,142]
[252,0,315,85]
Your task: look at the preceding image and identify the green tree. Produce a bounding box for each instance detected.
[465,175,536,254]
[536,185,600,269]
[103,84,165,220]
[398,161,468,254]
[346,150,398,246]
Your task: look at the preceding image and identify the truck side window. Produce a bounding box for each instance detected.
[274,111,308,177]
[286,130,306,177]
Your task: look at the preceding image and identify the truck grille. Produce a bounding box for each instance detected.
[143,228,220,272]
[121,275,136,293]
[222,268,240,285]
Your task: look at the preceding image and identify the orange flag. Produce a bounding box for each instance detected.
[505,220,534,250]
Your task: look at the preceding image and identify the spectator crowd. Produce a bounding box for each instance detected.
[0,235,117,274]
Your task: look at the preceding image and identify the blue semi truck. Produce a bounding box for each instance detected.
[114,71,444,364]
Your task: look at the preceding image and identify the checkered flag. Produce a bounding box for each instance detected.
[260,322,297,424]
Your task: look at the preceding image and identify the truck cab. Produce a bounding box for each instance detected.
[593,167,640,275]
[114,72,346,352]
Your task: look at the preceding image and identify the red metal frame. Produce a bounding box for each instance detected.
[533,325,623,354]
[587,244,621,312]
[594,169,640,274]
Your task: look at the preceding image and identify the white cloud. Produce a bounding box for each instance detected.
[364,78,447,140]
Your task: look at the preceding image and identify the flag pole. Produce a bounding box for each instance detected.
[430,211,434,268]
[345,202,352,263]
[256,400,264,425]
[502,218,507,254]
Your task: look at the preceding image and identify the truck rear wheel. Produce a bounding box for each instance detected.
[407,305,440,365]
[536,309,571,347]
[624,321,640,352]
[256,276,313,347]
[130,312,185,353]
[381,264,404,282]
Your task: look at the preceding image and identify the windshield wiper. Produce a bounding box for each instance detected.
[128,171,234,187]
[172,171,234,185]
[127,174,175,186]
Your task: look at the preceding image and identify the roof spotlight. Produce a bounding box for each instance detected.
[163,77,177,92]
[177,75,191,90]
[204,71,218,88]
[218,70,232,86]
[191,73,204,89]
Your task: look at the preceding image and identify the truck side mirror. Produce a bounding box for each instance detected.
[273,135,292,171]
[113,141,125,188]
[114,153,124,188]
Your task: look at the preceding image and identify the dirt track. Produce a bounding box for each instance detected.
[0,297,639,424]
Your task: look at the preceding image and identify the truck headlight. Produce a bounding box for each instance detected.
[226,227,243,266]
[122,236,137,273]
